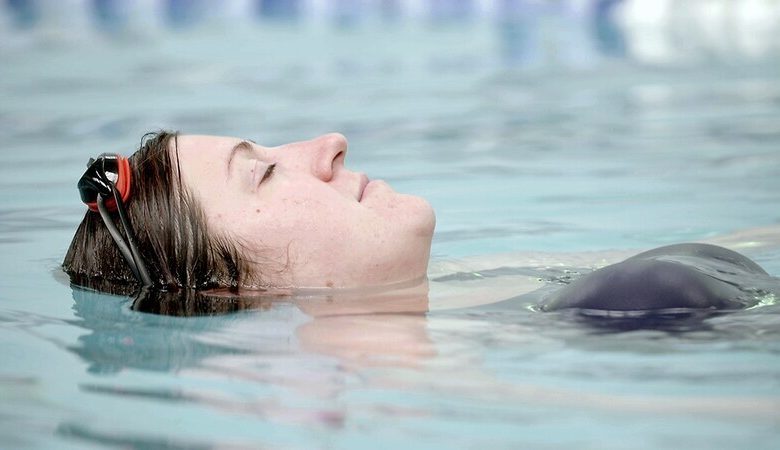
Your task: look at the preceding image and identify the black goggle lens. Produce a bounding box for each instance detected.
[78,153,121,204]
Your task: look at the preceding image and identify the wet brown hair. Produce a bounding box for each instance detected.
[62,131,252,299]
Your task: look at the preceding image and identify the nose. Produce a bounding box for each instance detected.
[303,133,349,182]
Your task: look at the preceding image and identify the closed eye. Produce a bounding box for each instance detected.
[259,163,276,185]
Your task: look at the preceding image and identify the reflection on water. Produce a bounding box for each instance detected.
[61,273,780,448]
[69,289,255,374]
[69,278,431,372]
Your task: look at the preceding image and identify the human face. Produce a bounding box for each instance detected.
[174,133,436,289]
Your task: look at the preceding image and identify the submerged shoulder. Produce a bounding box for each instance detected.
[428,224,780,312]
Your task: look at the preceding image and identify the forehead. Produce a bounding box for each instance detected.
[175,134,239,170]
[175,135,239,158]
[172,135,247,218]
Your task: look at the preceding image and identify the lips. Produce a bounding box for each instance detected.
[357,173,370,202]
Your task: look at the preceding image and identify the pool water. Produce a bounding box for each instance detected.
[1,2,780,449]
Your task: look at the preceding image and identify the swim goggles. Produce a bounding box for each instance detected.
[78,153,153,287]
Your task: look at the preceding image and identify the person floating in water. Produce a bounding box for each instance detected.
[63,131,780,316]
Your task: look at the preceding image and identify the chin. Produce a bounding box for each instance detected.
[408,195,436,238]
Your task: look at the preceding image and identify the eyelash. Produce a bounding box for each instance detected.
[259,163,276,184]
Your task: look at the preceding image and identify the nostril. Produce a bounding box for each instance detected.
[308,133,349,182]
[322,150,344,182]
[333,150,345,165]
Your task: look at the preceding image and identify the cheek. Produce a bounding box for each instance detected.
[241,197,356,245]
[203,200,246,231]
[375,194,436,236]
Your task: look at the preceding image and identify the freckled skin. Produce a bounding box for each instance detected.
[174,134,436,289]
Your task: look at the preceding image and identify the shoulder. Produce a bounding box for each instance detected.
[427,224,780,311]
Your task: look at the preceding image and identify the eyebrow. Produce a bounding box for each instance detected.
[226,140,255,176]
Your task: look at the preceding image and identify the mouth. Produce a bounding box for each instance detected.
[357,173,370,202]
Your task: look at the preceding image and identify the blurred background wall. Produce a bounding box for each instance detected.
[2,0,779,66]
